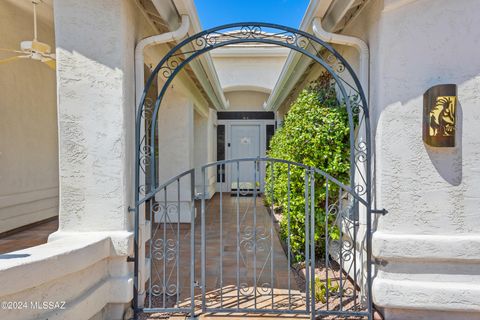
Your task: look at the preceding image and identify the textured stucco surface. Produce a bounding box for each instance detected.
[0,0,58,233]
[54,0,136,232]
[0,232,133,320]
[211,51,288,95]
[340,0,480,318]
[49,0,140,318]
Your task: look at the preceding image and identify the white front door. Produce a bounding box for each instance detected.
[230,124,260,192]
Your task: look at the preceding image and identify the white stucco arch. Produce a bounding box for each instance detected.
[223,85,271,94]
[210,44,289,95]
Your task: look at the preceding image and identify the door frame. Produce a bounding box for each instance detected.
[217,119,276,193]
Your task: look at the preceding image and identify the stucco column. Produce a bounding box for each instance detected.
[50,0,135,318]
[156,87,195,222]
[53,0,135,233]
[194,109,216,198]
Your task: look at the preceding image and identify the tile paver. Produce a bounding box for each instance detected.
[0,218,58,254]
[145,193,308,319]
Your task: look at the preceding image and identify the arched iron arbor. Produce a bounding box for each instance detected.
[134,22,373,320]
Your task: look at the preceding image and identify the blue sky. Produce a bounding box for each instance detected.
[195,0,310,30]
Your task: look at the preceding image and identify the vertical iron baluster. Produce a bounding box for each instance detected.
[310,170,316,320]
[236,161,240,309]
[287,163,291,310]
[190,171,196,318]
[177,179,180,306]
[339,187,344,311]
[253,160,257,308]
[353,197,358,308]
[324,179,329,310]
[163,187,167,308]
[270,160,274,309]
[220,165,224,309]
[304,169,310,313]
[367,187,374,319]
[201,168,206,312]
[148,198,153,309]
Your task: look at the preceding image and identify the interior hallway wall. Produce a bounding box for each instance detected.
[0,0,58,234]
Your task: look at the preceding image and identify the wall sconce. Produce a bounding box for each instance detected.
[423,84,457,147]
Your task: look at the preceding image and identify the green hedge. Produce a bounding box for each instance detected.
[265,82,350,262]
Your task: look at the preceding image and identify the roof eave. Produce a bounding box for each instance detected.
[170,0,228,110]
[265,0,356,111]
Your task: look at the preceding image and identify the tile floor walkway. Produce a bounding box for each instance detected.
[0,218,58,254]
[144,193,309,319]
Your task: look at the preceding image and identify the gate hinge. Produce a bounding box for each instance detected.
[128,206,136,213]
[372,208,388,215]
[127,256,135,262]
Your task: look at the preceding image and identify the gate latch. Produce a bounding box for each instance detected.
[372,208,388,215]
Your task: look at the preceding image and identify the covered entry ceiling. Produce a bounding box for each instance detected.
[209,33,290,110]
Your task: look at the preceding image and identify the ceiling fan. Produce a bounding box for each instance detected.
[0,0,55,70]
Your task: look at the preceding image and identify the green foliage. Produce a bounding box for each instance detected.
[265,80,350,262]
[315,277,339,303]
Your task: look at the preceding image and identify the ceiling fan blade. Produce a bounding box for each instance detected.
[0,48,24,54]
[0,55,29,64]
[38,51,56,60]
[42,58,56,70]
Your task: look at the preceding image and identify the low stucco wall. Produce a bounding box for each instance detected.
[0,232,133,320]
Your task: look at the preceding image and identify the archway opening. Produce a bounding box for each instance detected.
[134,22,373,320]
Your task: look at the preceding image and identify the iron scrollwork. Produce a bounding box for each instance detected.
[134,22,372,319]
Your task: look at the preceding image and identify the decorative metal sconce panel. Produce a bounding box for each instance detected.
[423,84,457,147]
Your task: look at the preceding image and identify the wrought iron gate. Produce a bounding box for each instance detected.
[136,158,371,318]
[134,22,375,319]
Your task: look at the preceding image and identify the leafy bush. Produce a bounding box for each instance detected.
[315,277,339,303]
[265,80,350,262]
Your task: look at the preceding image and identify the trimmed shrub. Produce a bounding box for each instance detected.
[265,81,350,262]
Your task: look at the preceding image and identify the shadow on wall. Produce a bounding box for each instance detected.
[424,102,463,186]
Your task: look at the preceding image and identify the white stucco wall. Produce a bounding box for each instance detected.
[194,109,216,198]
[53,0,138,233]
[211,46,288,95]
[224,90,270,111]
[158,88,194,183]
[341,0,480,318]
[0,0,58,234]
[0,232,133,320]
[1,0,219,318]
[26,0,145,318]
[155,86,197,222]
